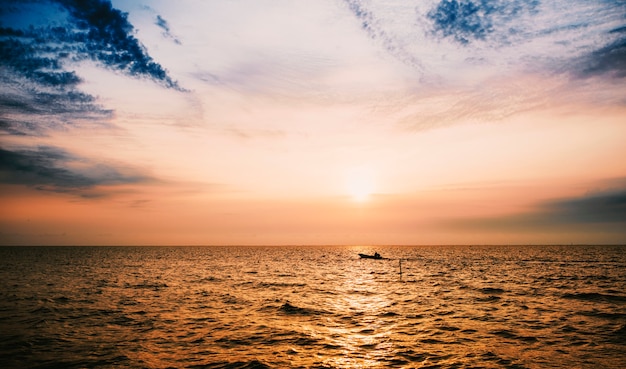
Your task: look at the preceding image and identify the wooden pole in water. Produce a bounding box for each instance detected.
[399,258,403,281]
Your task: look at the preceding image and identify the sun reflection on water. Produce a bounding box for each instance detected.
[317,261,401,367]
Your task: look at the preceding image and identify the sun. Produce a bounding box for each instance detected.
[345,166,375,202]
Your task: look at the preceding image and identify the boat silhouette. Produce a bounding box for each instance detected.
[358,252,384,260]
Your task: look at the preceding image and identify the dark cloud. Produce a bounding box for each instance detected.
[574,34,626,79]
[346,0,626,82]
[155,15,170,33]
[0,0,183,136]
[56,0,182,89]
[155,14,181,44]
[0,0,181,89]
[427,0,539,45]
[447,182,626,235]
[541,187,626,224]
[0,70,113,136]
[426,0,626,79]
[0,146,152,197]
[0,38,81,88]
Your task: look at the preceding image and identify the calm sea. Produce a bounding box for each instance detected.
[0,245,625,368]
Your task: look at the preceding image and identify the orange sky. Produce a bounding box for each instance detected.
[1,0,625,245]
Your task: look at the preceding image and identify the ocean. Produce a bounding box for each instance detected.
[0,245,624,368]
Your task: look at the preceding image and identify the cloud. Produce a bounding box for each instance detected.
[57,0,182,90]
[573,32,626,79]
[426,0,539,45]
[447,181,626,235]
[0,71,113,136]
[0,36,81,88]
[155,14,181,44]
[0,0,184,136]
[0,146,153,198]
[341,0,626,83]
[342,0,424,71]
[0,0,182,88]
[422,0,625,58]
[540,187,626,224]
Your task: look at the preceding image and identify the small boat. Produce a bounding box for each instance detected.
[359,252,384,260]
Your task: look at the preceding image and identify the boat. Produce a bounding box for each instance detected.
[359,252,384,260]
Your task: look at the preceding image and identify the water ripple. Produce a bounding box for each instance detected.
[0,245,625,368]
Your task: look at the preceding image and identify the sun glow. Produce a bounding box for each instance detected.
[345,166,376,202]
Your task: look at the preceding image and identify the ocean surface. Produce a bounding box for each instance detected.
[0,245,625,369]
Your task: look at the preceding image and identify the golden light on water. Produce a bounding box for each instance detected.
[2,246,626,367]
[318,261,399,368]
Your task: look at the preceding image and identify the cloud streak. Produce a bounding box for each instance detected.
[0,146,153,198]
[573,32,626,79]
[155,14,181,45]
[540,187,626,225]
[447,181,626,236]
[342,0,424,71]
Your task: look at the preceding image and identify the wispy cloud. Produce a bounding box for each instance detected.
[0,146,153,198]
[155,14,181,45]
[572,32,626,79]
[0,73,113,136]
[342,0,424,71]
[342,0,626,81]
[338,0,626,133]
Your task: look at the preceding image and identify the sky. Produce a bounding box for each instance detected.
[1,0,625,246]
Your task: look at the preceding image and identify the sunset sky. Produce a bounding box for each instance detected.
[1,0,625,245]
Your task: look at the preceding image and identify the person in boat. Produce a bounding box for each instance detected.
[374,252,380,258]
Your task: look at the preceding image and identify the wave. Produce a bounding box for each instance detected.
[609,325,626,343]
[479,287,506,294]
[188,360,272,369]
[199,276,222,282]
[215,329,321,350]
[475,295,501,303]
[490,329,539,343]
[583,312,626,321]
[3,245,626,368]
[378,311,400,317]
[257,282,307,288]
[124,281,168,289]
[278,302,329,316]
[562,292,626,302]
